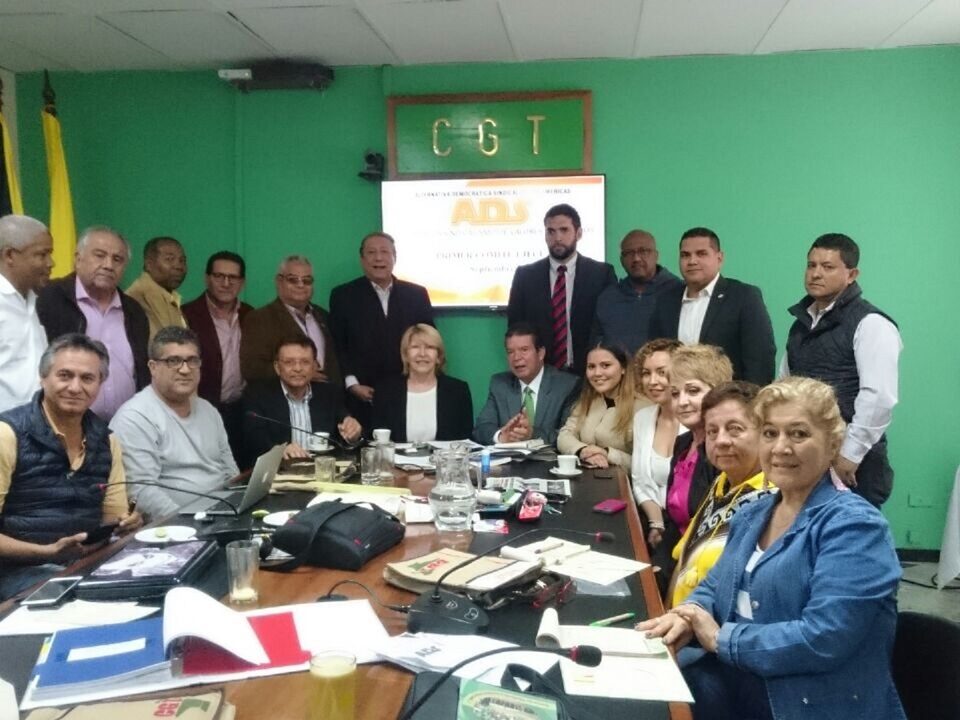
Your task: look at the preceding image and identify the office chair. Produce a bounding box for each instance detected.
[892,611,960,719]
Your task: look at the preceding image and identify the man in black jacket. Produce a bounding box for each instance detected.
[328,232,433,427]
[507,204,616,375]
[650,227,776,385]
[36,226,149,419]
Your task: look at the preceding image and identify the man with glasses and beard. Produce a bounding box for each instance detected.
[110,326,238,520]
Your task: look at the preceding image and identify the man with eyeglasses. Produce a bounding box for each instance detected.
[126,236,188,340]
[182,251,252,461]
[110,326,238,520]
[240,255,340,389]
[590,229,682,355]
[37,226,150,420]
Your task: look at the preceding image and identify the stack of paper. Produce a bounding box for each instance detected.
[502,536,648,585]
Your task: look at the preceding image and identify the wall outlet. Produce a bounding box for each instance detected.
[907,493,933,508]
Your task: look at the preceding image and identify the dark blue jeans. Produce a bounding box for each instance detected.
[682,652,773,720]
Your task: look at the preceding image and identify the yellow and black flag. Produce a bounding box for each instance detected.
[42,71,75,278]
[0,76,23,216]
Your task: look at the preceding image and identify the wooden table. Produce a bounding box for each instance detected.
[2,462,691,720]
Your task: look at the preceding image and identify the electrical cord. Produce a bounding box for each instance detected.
[900,574,960,590]
[318,579,412,613]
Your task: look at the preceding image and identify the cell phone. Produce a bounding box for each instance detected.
[81,523,119,545]
[592,469,615,480]
[593,499,627,515]
[21,576,82,608]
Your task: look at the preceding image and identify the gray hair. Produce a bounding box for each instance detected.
[149,326,200,360]
[0,215,49,252]
[277,255,312,274]
[77,225,131,256]
[39,333,110,381]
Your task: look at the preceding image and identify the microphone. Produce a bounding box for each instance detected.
[104,480,240,517]
[244,411,358,451]
[406,527,615,635]
[397,644,602,720]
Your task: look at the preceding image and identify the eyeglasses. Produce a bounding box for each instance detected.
[279,274,314,286]
[209,272,243,283]
[621,248,655,258]
[154,355,202,370]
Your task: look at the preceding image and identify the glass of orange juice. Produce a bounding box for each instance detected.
[307,651,356,720]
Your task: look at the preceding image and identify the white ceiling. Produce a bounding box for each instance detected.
[0,0,957,73]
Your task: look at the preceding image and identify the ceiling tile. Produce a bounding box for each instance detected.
[0,0,216,14]
[103,10,274,66]
[211,0,353,8]
[756,0,932,53]
[500,0,642,61]
[636,0,788,57]
[0,14,172,70]
[362,0,515,64]
[235,5,396,65]
[0,37,70,73]
[881,0,960,48]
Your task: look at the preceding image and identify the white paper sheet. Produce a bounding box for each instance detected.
[307,492,403,516]
[0,600,159,637]
[560,654,693,703]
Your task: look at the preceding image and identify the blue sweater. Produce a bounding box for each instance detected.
[685,476,905,720]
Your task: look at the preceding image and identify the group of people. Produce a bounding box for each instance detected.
[0,203,906,717]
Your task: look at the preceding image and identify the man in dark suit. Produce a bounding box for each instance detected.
[36,226,150,420]
[474,323,579,446]
[507,204,616,374]
[241,336,361,467]
[181,251,253,461]
[329,232,433,427]
[650,227,775,385]
[240,255,340,388]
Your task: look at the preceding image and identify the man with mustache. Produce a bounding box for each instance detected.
[126,235,187,339]
[37,226,150,419]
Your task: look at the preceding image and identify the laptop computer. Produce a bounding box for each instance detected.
[178,443,285,516]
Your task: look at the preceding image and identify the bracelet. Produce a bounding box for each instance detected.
[712,628,721,653]
[648,522,665,531]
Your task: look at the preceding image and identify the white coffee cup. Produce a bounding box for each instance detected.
[372,428,391,444]
[308,433,330,452]
[557,455,578,474]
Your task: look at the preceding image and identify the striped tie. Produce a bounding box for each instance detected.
[551,265,568,368]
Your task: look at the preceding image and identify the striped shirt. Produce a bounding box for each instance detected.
[282,382,313,448]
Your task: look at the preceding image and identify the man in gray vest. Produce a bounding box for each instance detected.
[781,233,902,506]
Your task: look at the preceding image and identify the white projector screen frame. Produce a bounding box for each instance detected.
[383,175,606,309]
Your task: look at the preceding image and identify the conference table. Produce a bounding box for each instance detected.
[0,453,692,720]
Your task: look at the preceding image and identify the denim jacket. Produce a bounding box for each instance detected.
[685,476,906,720]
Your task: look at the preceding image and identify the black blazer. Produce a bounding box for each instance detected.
[650,276,776,385]
[36,273,151,390]
[328,276,434,387]
[240,378,351,468]
[371,374,473,443]
[507,255,617,374]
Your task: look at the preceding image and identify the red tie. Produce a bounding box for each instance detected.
[551,265,568,368]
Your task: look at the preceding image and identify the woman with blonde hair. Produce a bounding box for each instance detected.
[639,377,904,720]
[371,324,473,442]
[557,343,646,468]
[631,338,684,547]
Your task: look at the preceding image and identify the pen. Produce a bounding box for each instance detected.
[589,612,636,627]
[534,540,564,554]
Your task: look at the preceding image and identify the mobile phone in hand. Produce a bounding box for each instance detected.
[81,523,119,545]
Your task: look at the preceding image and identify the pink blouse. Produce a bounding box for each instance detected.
[666,445,699,534]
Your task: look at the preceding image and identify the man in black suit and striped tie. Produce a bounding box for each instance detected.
[507,204,616,375]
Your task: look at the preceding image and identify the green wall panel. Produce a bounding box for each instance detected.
[15,46,960,548]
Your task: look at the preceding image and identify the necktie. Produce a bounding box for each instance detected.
[522,386,536,424]
[551,265,568,368]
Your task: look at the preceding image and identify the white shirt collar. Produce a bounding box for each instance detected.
[519,365,545,395]
[281,381,312,403]
[0,272,34,306]
[548,252,578,273]
[683,273,720,301]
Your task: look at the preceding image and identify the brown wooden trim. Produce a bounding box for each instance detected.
[388,90,590,106]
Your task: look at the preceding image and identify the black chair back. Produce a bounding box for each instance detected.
[892,611,960,719]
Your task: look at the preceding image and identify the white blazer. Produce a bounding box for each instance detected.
[630,405,685,507]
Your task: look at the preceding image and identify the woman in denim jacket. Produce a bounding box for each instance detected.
[639,377,905,720]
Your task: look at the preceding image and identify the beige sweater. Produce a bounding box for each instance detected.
[557,396,648,467]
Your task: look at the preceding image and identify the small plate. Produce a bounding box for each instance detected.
[549,467,582,477]
[135,525,197,543]
[263,510,299,528]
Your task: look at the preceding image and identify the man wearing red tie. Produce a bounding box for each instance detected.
[507,204,616,375]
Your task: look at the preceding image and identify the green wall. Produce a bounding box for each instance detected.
[15,46,960,549]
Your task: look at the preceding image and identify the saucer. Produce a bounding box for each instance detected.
[549,467,582,477]
[135,525,197,543]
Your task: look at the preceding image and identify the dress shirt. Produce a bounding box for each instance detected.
[779,302,902,465]
[282,382,313,448]
[207,295,244,403]
[548,253,578,367]
[75,278,136,419]
[0,274,46,413]
[677,273,720,345]
[284,303,326,369]
[344,280,393,390]
[492,366,544,443]
[406,386,438,442]
[125,272,185,339]
[0,415,128,519]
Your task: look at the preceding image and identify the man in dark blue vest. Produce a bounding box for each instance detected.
[0,334,142,600]
[782,233,902,507]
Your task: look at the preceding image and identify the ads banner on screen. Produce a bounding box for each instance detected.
[383,176,606,308]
